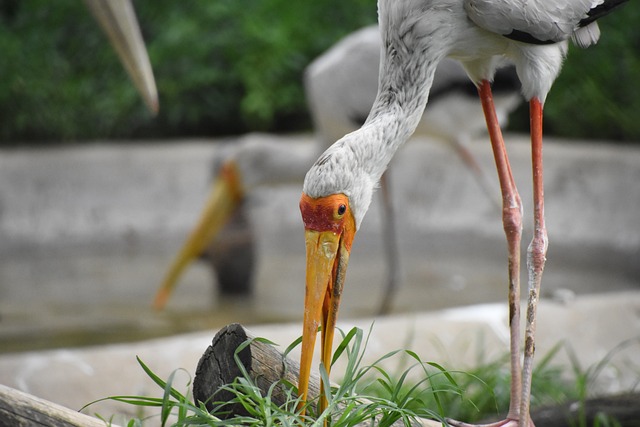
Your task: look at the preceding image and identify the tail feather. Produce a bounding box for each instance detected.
[572,22,601,48]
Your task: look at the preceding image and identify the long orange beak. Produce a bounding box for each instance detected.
[153,162,244,310]
[298,194,355,416]
[84,0,159,114]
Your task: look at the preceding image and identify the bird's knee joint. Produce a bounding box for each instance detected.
[528,231,548,269]
[502,206,523,237]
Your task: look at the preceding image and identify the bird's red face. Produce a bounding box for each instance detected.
[298,192,356,413]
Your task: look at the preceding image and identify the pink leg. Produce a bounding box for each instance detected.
[447,80,526,427]
[479,80,525,423]
[518,98,548,427]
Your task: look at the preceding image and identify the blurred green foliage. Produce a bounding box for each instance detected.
[544,2,640,142]
[0,0,638,144]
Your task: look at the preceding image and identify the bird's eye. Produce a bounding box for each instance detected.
[337,204,347,216]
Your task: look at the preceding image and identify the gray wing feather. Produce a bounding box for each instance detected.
[464,0,602,45]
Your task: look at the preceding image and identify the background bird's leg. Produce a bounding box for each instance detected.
[478,80,524,422]
[377,171,400,315]
[449,135,502,211]
[205,196,255,298]
[519,98,548,427]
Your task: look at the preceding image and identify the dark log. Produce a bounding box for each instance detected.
[0,384,116,427]
[193,323,317,415]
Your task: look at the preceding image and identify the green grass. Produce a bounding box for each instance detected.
[84,326,639,426]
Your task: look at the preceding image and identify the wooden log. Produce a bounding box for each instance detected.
[0,384,118,427]
[195,324,640,427]
[193,323,319,415]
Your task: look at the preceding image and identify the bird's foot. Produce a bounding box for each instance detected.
[445,417,534,427]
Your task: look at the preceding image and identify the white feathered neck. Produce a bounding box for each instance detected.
[302,0,455,229]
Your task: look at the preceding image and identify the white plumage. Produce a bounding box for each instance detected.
[465,0,606,47]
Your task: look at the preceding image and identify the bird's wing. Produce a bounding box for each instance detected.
[463,0,625,47]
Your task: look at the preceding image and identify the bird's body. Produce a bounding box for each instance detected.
[297,0,628,426]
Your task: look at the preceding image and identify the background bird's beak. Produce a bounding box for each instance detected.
[298,228,351,414]
[84,0,159,114]
[153,162,244,310]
